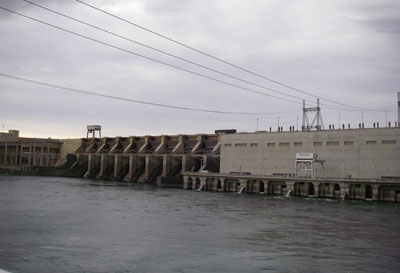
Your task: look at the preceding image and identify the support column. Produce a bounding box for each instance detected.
[123,137,136,153]
[109,138,121,153]
[329,183,335,198]
[114,154,122,179]
[220,179,225,192]
[32,143,36,166]
[183,176,189,189]
[46,146,50,166]
[124,154,145,182]
[28,145,31,166]
[319,183,325,197]
[372,184,379,201]
[154,136,167,154]
[84,154,101,178]
[97,154,115,179]
[138,155,162,183]
[113,154,129,181]
[162,155,181,177]
[238,178,247,193]
[191,135,204,154]
[15,144,19,166]
[69,153,88,177]
[286,181,295,196]
[96,138,109,153]
[138,137,150,154]
[198,177,207,191]
[39,146,44,166]
[182,155,199,172]
[172,135,184,154]
[19,145,23,165]
[361,185,366,200]
[340,183,349,200]
[313,182,320,198]
[3,144,7,165]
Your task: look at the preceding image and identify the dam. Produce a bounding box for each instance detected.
[63,134,220,186]
[0,126,399,202]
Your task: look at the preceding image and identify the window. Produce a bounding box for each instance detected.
[235,143,247,147]
[382,140,396,145]
[267,143,275,147]
[327,141,339,146]
[366,141,376,145]
[224,143,232,147]
[294,142,303,147]
[250,143,258,147]
[279,142,290,147]
[344,141,354,146]
[313,142,322,146]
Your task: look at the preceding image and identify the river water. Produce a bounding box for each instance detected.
[0,175,399,273]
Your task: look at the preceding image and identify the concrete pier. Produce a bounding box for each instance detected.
[182,172,400,202]
[113,154,129,181]
[123,155,144,182]
[97,154,115,179]
[84,154,101,178]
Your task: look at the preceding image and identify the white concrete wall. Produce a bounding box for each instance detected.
[60,139,83,160]
[220,128,400,179]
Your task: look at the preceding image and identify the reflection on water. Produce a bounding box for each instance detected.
[0,175,399,273]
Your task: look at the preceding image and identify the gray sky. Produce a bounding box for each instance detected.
[0,0,399,138]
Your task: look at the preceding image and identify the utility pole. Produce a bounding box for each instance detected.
[398,92,400,125]
[256,118,259,132]
[338,113,341,129]
[302,100,306,130]
[386,110,388,127]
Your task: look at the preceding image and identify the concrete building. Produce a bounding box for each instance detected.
[183,127,400,202]
[220,128,399,179]
[0,130,81,170]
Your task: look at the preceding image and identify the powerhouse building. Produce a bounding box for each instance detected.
[220,128,399,179]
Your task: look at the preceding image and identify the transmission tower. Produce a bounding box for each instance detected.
[302,99,324,131]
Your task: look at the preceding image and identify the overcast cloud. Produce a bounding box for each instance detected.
[0,0,399,138]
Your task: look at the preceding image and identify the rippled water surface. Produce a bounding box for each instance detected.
[0,175,399,273]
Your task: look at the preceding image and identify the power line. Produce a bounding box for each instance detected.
[75,0,365,111]
[23,0,367,112]
[0,72,299,116]
[0,5,304,106]
[15,1,367,112]
[1,4,389,113]
[22,0,309,103]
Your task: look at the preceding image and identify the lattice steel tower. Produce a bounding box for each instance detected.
[302,99,324,131]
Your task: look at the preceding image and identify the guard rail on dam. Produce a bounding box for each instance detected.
[182,173,400,202]
[59,134,221,186]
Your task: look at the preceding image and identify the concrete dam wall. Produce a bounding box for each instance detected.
[63,134,221,186]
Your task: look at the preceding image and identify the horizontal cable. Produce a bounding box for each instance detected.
[76,0,366,111]
[0,5,304,106]
[0,72,299,116]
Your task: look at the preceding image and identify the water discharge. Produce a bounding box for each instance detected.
[0,175,399,273]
